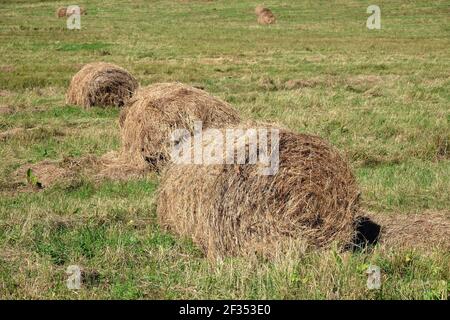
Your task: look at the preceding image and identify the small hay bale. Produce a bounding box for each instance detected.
[157,125,360,259]
[118,82,241,171]
[56,7,67,18]
[256,7,276,25]
[66,62,138,108]
[66,6,87,16]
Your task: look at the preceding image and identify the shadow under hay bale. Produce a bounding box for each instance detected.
[66,62,138,108]
[157,125,361,259]
[349,216,381,251]
[118,82,241,171]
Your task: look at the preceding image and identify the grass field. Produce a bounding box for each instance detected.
[0,0,449,299]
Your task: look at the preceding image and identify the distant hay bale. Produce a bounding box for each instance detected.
[57,6,86,18]
[118,82,241,171]
[66,6,87,16]
[256,7,276,25]
[56,7,67,18]
[66,62,138,108]
[255,5,265,15]
[157,125,360,259]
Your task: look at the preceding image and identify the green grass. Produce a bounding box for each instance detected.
[0,0,449,299]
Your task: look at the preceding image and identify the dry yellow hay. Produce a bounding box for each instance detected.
[13,160,74,189]
[118,82,241,171]
[364,211,450,251]
[157,125,360,259]
[66,62,138,108]
[11,154,142,192]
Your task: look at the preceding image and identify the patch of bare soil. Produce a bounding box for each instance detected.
[0,65,15,73]
[0,90,12,97]
[9,153,151,193]
[13,160,74,190]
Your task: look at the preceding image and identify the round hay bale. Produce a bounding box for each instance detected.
[66,62,138,108]
[257,8,276,25]
[66,6,87,16]
[118,82,241,171]
[56,7,67,18]
[157,125,361,259]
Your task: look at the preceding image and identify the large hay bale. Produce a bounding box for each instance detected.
[118,82,241,171]
[256,7,276,25]
[66,62,138,108]
[157,125,360,259]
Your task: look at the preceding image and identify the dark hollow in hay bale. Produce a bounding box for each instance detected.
[256,7,276,25]
[157,126,361,259]
[350,216,381,250]
[66,62,138,108]
[118,82,241,171]
[56,7,67,18]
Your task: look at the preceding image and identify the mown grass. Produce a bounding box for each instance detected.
[0,0,449,299]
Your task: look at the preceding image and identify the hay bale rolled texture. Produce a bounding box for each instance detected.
[256,7,276,25]
[157,126,360,259]
[119,82,241,171]
[66,62,138,108]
